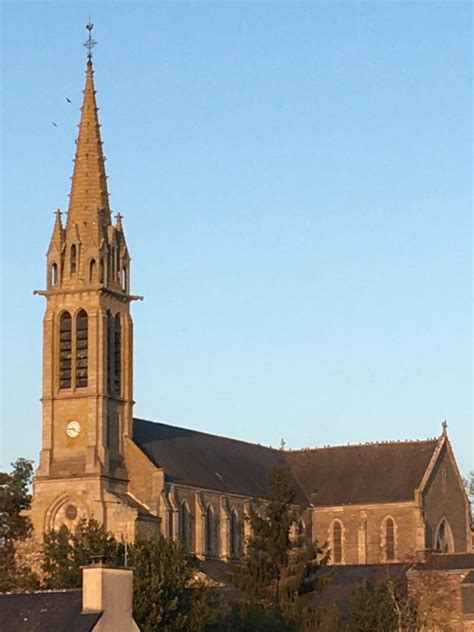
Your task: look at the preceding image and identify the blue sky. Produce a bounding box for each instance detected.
[1,2,472,476]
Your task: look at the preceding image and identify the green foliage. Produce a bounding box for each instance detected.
[304,603,341,631]
[235,465,330,628]
[346,579,418,632]
[0,458,39,592]
[236,465,297,601]
[208,600,297,632]
[128,536,215,632]
[280,536,330,609]
[41,518,124,589]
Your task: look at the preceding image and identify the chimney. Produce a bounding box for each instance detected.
[82,559,140,632]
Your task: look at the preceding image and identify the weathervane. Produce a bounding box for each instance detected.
[84,21,97,61]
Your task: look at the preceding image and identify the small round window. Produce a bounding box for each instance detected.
[65,504,78,520]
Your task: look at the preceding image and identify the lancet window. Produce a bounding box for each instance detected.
[434,518,454,553]
[230,509,240,558]
[179,501,192,550]
[114,314,121,393]
[331,520,343,564]
[205,505,217,556]
[71,244,77,274]
[89,259,96,282]
[384,517,395,561]
[50,263,58,287]
[107,311,121,395]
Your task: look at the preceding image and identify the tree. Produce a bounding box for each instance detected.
[42,525,216,631]
[235,465,330,627]
[209,600,297,632]
[347,579,416,632]
[0,458,39,591]
[128,536,215,632]
[41,518,124,589]
[347,581,397,632]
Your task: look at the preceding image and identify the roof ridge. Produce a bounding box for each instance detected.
[285,437,439,453]
[134,418,439,454]
[133,417,281,453]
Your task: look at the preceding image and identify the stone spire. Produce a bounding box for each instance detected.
[47,209,65,252]
[66,58,111,231]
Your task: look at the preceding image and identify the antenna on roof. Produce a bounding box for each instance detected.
[279,438,286,451]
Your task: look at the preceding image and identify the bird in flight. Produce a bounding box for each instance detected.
[52,122,58,128]
[66,98,72,103]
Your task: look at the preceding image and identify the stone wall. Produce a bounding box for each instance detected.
[311,501,424,565]
[408,568,473,632]
[423,444,470,553]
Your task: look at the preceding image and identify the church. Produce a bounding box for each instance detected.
[29,38,471,567]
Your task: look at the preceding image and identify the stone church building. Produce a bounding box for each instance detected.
[29,50,471,567]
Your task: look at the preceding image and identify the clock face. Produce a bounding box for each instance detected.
[66,420,81,438]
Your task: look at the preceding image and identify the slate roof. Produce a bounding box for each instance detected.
[132,418,439,506]
[309,563,410,622]
[284,439,438,505]
[413,553,474,571]
[133,418,306,502]
[110,490,155,518]
[0,590,102,632]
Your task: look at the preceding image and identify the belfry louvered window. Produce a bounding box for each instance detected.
[114,314,121,393]
[107,311,113,393]
[59,312,72,389]
[107,311,121,395]
[75,310,88,388]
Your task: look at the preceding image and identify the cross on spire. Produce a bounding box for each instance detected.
[84,21,97,62]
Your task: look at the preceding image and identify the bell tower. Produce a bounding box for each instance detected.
[31,25,141,536]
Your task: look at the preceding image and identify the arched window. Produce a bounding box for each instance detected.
[205,505,217,555]
[71,244,77,274]
[122,264,129,292]
[59,312,72,389]
[331,520,343,564]
[107,311,121,395]
[230,509,240,558]
[107,311,113,393]
[99,257,105,283]
[75,310,88,388]
[50,263,58,287]
[179,501,191,550]
[89,259,97,282]
[109,247,115,281]
[384,517,395,562]
[114,314,121,393]
[435,518,454,553]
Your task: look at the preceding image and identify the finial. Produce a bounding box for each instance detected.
[84,21,97,62]
[54,208,62,218]
[442,420,448,435]
[115,212,123,229]
[279,438,286,451]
